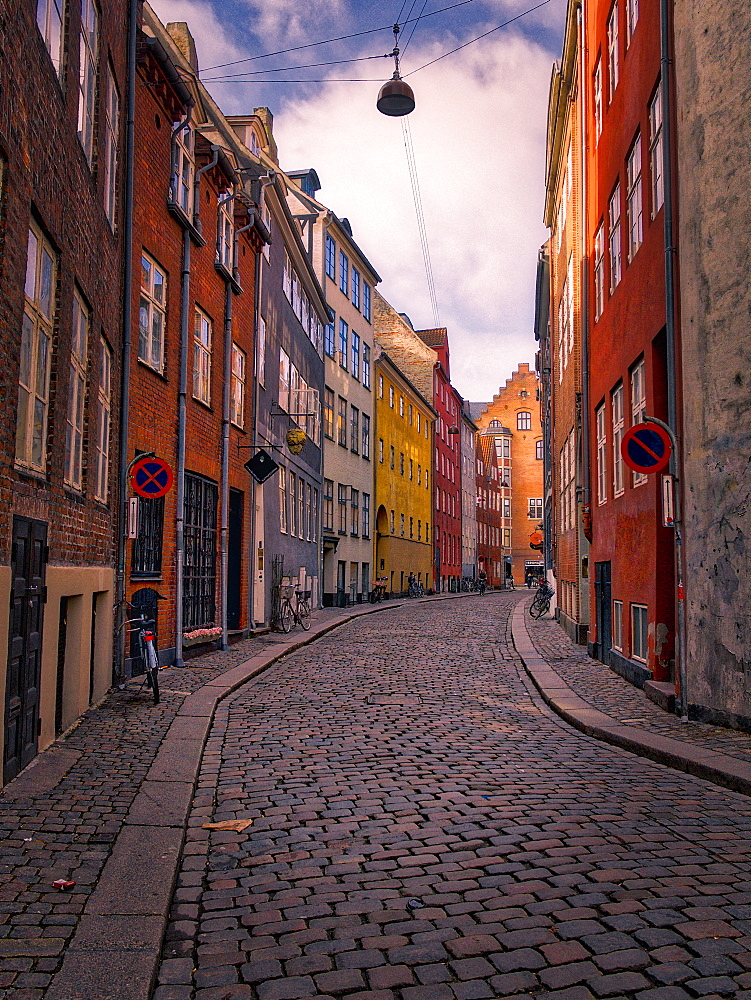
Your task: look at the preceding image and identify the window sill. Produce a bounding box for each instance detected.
[215,259,242,294]
[166,201,206,247]
[136,357,169,380]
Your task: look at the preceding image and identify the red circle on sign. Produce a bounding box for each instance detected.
[131,457,174,498]
[621,423,672,475]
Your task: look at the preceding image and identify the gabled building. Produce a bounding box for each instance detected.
[476,433,504,589]
[460,403,479,582]
[0,0,128,782]
[284,175,380,605]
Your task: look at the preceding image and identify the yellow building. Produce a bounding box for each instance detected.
[374,348,436,594]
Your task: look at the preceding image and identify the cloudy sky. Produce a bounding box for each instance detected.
[149,0,565,402]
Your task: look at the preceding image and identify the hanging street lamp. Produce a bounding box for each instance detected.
[377,24,415,117]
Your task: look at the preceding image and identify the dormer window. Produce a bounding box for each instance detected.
[249,130,260,157]
[173,123,194,216]
[217,193,233,270]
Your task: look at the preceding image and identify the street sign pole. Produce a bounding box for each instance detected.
[646,415,687,722]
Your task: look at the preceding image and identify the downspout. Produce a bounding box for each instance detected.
[659,0,686,719]
[174,146,217,668]
[115,0,139,681]
[578,1,591,515]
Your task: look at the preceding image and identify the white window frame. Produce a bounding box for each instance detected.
[608,183,622,292]
[139,253,166,373]
[231,343,245,428]
[649,80,664,217]
[607,2,619,102]
[612,382,625,497]
[279,347,290,412]
[77,0,99,163]
[37,0,65,76]
[626,133,643,261]
[64,289,89,488]
[630,358,647,486]
[17,224,55,472]
[613,599,623,649]
[596,403,607,505]
[594,223,605,320]
[257,315,266,387]
[594,58,603,142]
[632,603,648,661]
[217,193,234,270]
[193,308,212,405]
[173,123,194,217]
[103,63,119,227]
[279,467,288,533]
[626,0,639,44]
[94,336,111,501]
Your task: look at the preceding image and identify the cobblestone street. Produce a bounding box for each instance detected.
[153,594,751,1000]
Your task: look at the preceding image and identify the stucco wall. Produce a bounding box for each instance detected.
[674,0,751,723]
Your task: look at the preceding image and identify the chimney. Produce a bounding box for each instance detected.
[166,22,199,72]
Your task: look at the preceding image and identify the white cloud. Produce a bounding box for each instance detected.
[275,31,551,400]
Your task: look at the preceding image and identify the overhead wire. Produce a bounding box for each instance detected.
[401,117,441,329]
[401,0,432,55]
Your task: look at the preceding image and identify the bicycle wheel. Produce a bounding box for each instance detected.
[298,600,311,630]
[280,601,294,632]
[529,598,549,619]
[145,640,160,704]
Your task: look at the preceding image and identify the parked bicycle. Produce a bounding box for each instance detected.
[369,577,389,603]
[408,579,425,598]
[529,581,555,619]
[279,586,312,632]
[117,600,161,704]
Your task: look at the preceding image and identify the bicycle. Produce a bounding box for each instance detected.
[529,582,555,619]
[117,601,161,704]
[279,587,312,632]
[477,578,487,596]
[369,578,388,603]
[506,577,516,590]
[408,580,424,598]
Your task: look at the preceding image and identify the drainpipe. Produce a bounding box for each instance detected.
[174,147,218,668]
[578,1,591,515]
[115,0,139,681]
[659,0,686,719]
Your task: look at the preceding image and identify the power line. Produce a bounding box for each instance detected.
[204,53,389,83]
[402,0,432,55]
[202,0,480,71]
[401,117,441,328]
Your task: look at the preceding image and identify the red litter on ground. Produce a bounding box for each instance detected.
[53,879,76,891]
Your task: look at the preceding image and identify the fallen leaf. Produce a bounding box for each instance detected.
[202,819,254,832]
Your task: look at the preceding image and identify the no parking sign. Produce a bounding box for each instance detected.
[621,423,672,475]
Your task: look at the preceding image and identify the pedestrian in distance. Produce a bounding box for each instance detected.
[526,574,533,588]
[478,569,487,595]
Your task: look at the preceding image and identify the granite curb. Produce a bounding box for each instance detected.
[511,598,751,798]
[41,599,402,1000]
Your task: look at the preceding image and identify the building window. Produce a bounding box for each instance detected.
[324,387,334,439]
[612,383,624,497]
[339,251,349,296]
[362,343,371,389]
[390,509,395,534]
[350,406,359,453]
[390,445,395,469]
[312,487,318,540]
[93,337,111,502]
[183,474,218,629]
[350,488,359,536]
[230,344,245,427]
[338,396,347,447]
[298,476,305,541]
[217,193,233,270]
[289,472,297,536]
[400,513,405,536]
[37,0,65,75]
[607,1,619,101]
[362,493,370,538]
[351,332,360,379]
[417,463,422,485]
[132,495,164,576]
[363,282,371,322]
[594,222,605,320]
[594,58,602,142]
[324,321,335,358]
[352,267,361,310]
[399,395,405,417]
[378,373,384,398]
[626,0,639,43]
[339,318,348,368]
[338,484,348,534]
[631,357,647,486]
[626,134,643,261]
[279,467,288,533]
[325,234,336,280]
[409,458,413,480]
[536,440,544,461]
[139,253,166,372]
[193,308,212,405]
[17,224,55,471]
[399,452,404,475]
[596,403,607,504]
[632,604,648,660]
[613,600,623,649]
[103,64,119,226]
[528,498,543,520]
[257,315,266,387]
[389,385,394,408]
[417,412,421,433]
[517,411,532,431]
[77,0,98,163]
[64,290,89,488]
[323,479,334,531]
[306,482,313,541]
[503,498,511,517]
[279,347,290,412]
[379,438,384,463]
[173,123,194,217]
[649,80,664,216]
[608,183,622,291]
[362,413,371,459]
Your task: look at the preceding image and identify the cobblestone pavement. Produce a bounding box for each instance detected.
[0,606,366,999]
[526,612,751,762]
[154,593,751,1000]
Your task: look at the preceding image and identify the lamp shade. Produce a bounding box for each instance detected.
[377,76,415,116]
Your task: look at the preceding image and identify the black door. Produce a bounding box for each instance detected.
[227,489,243,630]
[595,560,612,664]
[4,518,48,784]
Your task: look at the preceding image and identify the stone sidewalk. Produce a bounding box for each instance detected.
[515,600,751,796]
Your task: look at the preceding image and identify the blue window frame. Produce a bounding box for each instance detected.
[325,234,336,280]
[324,322,335,358]
[352,268,361,310]
[362,344,371,389]
[339,251,349,297]
[339,318,348,368]
[363,282,371,321]
[351,332,360,380]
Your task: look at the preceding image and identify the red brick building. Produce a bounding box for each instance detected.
[124,10,266,669]
[0,0,128,782]
[475,434,504,588]
[585,0,677,686]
